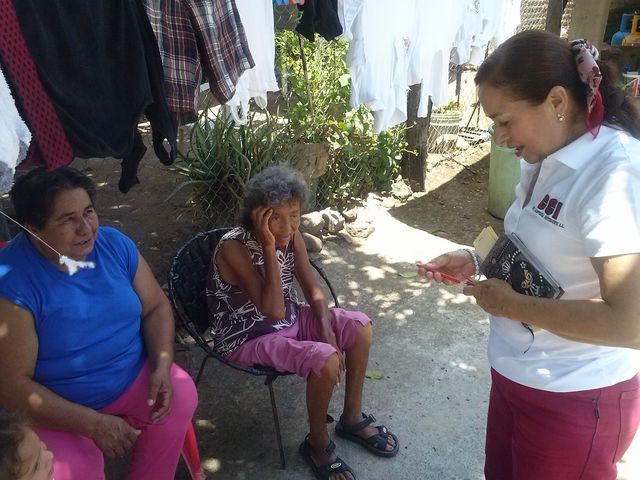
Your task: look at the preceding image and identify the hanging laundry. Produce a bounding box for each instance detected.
[340,0,522,131]
[143,0,255,124]
[410,0,520,115]
[224,0,279,125]
[0,0,73,172]
[336,0,364,42]
[0,66,30,194]
[452,0,485,65]
[273,0,305,4]
[345,0,417,133]
[469,0,521,65]
[296,0,343,42]
[10,0,177,193]
[409,0,471,114]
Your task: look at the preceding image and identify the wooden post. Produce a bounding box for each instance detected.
[402,84,430,192]
[567,0,613,47]
[297,33,315,116]
[546,0,565,34]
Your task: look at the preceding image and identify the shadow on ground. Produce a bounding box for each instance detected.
[389,152,503,247]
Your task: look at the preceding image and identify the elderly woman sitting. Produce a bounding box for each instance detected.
[0,167,198,480]
[207,166,398,480]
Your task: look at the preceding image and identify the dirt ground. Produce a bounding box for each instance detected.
[75,137,638,480]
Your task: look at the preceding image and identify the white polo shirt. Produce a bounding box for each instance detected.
[488,125,640,392]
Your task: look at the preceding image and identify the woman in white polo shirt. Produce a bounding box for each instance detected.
[419,30,640,480]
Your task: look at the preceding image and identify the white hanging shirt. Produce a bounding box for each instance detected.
[345,0,416,133]
[411,0,468,113]
[452,0,483,66]
[224,0,279,125]
[410,0,519,114]
[469,0,521,65]
[337,0,364,42]
[489,125,640,392]
[0,66,31,194]
[342,0,520,127]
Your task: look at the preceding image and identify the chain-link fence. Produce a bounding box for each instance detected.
[425,63,490,160]
[177,2,555,225]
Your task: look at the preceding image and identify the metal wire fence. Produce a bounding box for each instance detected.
[426,63,489,159]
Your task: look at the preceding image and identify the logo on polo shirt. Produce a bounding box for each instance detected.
[532,194,565,228]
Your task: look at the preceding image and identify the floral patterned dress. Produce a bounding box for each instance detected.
[206,227,301,356]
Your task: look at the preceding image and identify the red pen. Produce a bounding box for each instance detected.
[426,268,474,286]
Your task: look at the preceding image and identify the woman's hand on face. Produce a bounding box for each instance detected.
[251,207,276,250]
[91,413,141,458]
[417,249,476,284]
[147,365,173,423]
[462,278,518,317]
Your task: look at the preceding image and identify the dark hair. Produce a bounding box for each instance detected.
[0,412,27,479]
[476,29,640,139]
[10,167,97,229]
[239,166,306,229]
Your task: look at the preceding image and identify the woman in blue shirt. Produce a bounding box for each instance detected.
[0,167,198,480]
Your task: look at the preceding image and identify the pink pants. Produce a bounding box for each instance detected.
[227,305,371,378]
[36,362,198,480]
[485,368,640,480]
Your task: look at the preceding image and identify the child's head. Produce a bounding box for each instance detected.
[0,413,53,480]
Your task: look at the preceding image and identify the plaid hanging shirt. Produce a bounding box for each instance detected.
[143,0,254,123]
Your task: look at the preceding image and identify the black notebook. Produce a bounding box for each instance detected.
[480,232,564,300]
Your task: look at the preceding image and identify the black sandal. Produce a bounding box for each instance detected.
[299,435,356,480]
[335,413,399,458]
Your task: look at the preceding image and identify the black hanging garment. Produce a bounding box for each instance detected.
[296,0,342,42]
[11,0,177,193]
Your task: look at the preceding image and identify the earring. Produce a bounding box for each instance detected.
[557,113,565,122]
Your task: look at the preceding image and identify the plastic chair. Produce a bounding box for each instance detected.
[168,227,339,468]
[182,423,205,479]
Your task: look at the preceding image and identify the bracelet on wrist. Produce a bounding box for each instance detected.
[463,248,481,278]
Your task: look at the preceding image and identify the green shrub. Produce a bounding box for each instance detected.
[276,31,408,208]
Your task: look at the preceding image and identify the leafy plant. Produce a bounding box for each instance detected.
[170,108,292,224]
[432,101,460,113]
[276,30,351,144]
[276,30,409,208]
[318,107,407,206]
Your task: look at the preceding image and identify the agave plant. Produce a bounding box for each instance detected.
[170,108,293,225]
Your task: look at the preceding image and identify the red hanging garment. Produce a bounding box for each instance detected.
[0,0,73,170]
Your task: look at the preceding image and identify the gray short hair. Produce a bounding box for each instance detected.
[239,166,307,229]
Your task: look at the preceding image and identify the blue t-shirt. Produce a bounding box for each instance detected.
[0,226,145,408]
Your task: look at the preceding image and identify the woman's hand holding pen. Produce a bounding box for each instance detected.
[417,249,477,285]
